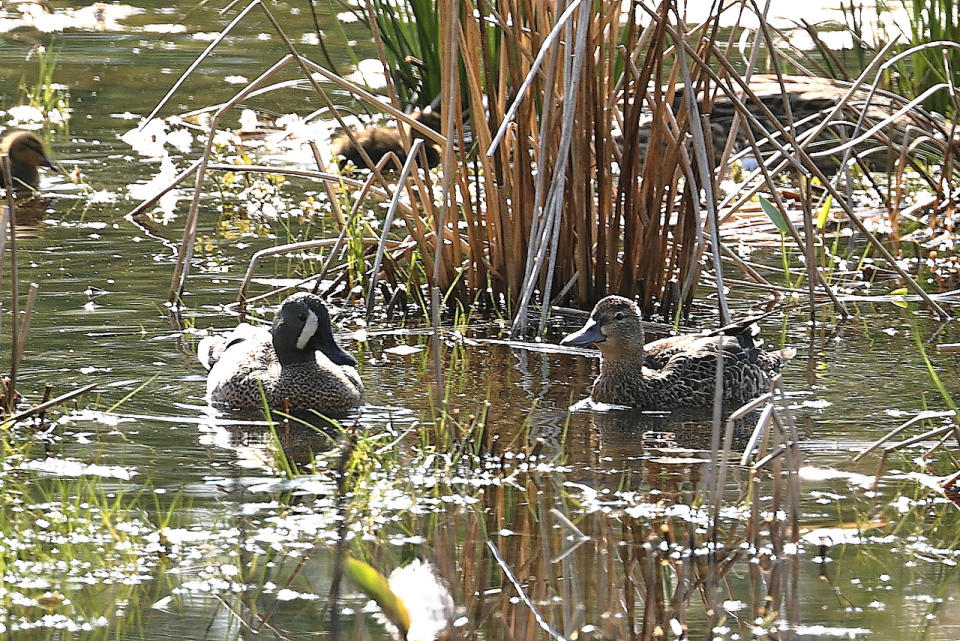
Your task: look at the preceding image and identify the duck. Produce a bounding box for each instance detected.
[331,110,441,169]
[0,130,59,190]
[561,295,795,409]
[198,292,364,414]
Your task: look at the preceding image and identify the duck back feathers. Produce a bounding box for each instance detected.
[562,295,794,409]
[331,111,441,169]
[198,322,266,371]
[201,293,363,414]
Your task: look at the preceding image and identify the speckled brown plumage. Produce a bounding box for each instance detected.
[561,296,795,409]
[331,111,441,169]
[199,292,363,414]
[0,131,59,190]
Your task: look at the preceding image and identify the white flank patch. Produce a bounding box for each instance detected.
[296,309,319,350]
[197,336,213,370]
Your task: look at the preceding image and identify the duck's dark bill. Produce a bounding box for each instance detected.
[561,319,605,346]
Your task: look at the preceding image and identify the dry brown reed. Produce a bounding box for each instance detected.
[1,157,22,410]
[0,158,95,420]
[131,0,956,334]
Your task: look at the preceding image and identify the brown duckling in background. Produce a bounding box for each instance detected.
[0,131,59,190]
[331,110,441,169]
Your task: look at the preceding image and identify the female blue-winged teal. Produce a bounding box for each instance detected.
[198,292,364,414]
[561,295,795,409]
[0,131,59,190]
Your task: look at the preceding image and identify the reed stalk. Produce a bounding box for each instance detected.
[126,0,960,333]
[1,157,19,412]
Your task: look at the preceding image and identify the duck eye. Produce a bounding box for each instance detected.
[298,313,307,322]
[614,312,624,320]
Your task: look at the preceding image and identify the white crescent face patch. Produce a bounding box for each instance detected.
[296,309,319,350]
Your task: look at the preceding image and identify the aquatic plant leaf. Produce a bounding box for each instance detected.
[346,557,411,638]
[816,194,832,229]
[759,196,790,235]
[890,287,908,308]
[912,320,958,412]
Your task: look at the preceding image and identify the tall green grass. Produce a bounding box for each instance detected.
[903,0,960,116]
[339,0,441,109]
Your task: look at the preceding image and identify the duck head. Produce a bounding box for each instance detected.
[561,295,646,358]
[1,131,59,188]
[271,292,357,366]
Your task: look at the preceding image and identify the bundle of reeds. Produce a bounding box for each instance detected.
[138,0,958,331]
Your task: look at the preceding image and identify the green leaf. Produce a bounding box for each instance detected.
[816,194,832,229]
[890,287,908,308]
[759,196,790,235]
[345,558,411,637]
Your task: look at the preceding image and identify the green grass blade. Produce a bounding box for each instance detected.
[345,557,411,637]
[759,196,790,235]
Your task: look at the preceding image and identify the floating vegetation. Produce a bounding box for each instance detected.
[0,453,164,635]
[0,3,139,35]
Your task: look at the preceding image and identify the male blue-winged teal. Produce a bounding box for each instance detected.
[0,131,59,190]
[561,295,795,409]
[199,292,364,414]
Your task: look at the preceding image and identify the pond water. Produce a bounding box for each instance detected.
[3,2,960,641]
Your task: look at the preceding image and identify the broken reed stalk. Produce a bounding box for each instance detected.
[746,19,821,324]
[13,283,38,375]
[1,156,19,412]
[235,237,401,303]
[167,53,300,304]
[713,0,770,183]
[231,153,422,308]
[668,4,729,325]
[306,141,345,227]
[512,0,592,337]
[3,382,97,425]
[147,0,420,303]
[853,410,955,461]
[366,138,424,319]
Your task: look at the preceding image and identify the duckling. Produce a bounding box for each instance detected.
[561,295,795,409]
[0,130,59,190]
[331,110,441,169]
[199,292,364,414]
